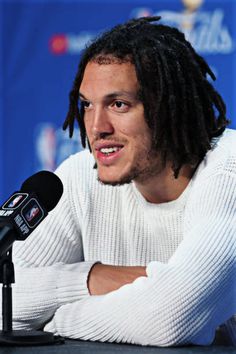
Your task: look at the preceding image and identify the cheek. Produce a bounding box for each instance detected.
[120,111,149,136]
[122,126,152,144]
[118,120,149,137]
[84,118,92,136]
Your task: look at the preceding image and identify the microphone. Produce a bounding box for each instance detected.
[0,171,64,345]
[0,171,63,256]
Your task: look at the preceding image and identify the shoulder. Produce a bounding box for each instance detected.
[54,150,96,183]
[193,129,236,181]
[56,149,95,173]
[213,128,236,159]
[184,130,236,221]
[52,150,98,201]
[53,149,129,201]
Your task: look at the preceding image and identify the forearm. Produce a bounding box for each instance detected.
[88,263,147,295]
[45,253,235,346]
[9,261,95,330]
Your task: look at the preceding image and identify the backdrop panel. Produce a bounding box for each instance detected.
[0,0,235,200]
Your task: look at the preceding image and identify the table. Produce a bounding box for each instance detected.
[0,340,235,354]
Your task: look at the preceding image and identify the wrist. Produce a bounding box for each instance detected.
[88,263,146,296]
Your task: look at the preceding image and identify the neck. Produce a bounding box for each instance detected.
[134,164,194,204]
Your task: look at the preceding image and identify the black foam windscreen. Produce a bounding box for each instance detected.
[20,171,63,212]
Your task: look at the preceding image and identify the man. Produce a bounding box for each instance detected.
[12,17,235,346]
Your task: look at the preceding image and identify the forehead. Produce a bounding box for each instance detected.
[80,61,139,98]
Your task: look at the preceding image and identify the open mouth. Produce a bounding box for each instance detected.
[95,144,124,164]
[99,146,123,156]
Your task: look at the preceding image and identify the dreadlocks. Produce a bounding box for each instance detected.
[63,16,229,177]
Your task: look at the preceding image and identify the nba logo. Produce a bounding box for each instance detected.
[25,205,40,222]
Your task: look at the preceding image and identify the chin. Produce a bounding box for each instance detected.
[97,163,140,186]
[97,170,134,186]
[98,177,132,187]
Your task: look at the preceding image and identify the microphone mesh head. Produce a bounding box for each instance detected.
[20,171,63,212]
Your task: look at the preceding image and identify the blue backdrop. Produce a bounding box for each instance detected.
[0,0,236,200]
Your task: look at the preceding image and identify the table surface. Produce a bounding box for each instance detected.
[0,339,235,354]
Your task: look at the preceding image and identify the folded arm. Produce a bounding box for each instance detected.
[45,172,236,346]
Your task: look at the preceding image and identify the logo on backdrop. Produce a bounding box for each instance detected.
[49,32,96,55]
[130,0,234,55]
[35,124,83,171]
[130,7,154,19]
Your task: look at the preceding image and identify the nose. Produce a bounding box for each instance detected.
[91,106,114,138]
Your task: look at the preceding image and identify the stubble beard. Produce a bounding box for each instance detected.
[97,148,163,187]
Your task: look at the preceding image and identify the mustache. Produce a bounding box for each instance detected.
[90,136,128,146]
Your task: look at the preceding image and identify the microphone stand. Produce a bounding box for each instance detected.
[0,247,63,345]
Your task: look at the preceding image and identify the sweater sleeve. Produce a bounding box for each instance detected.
[6,157,97,330]
[44,171,236,346]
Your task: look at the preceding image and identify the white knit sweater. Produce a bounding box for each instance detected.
[12,129,236,346]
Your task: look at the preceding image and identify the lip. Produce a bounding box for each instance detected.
[94,141,124,150]
[94,141,124,166]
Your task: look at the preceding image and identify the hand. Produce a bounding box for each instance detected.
[88,263,146,295]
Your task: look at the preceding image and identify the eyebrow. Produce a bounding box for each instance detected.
[79,92,87,100]
[79,91,139,101]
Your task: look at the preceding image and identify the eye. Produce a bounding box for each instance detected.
[111,100,129,112]
[115,101,125,108]
[81,100,91,110]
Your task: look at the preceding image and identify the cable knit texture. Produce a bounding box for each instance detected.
[10,129,236,346]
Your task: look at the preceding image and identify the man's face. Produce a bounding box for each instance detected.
[79,60,161,185]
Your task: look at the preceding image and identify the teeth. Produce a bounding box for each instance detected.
[100,147,120,154]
